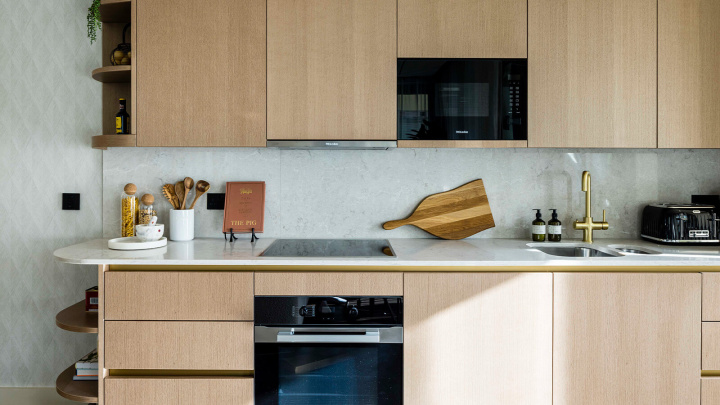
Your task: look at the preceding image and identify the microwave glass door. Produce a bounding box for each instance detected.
[255,343,402,405]
[398,59,527,141]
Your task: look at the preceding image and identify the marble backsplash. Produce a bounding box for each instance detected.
[103,148,720,240]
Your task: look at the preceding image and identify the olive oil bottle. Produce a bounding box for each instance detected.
[115,98,130,134]
[532,209,546,242]
[548,209,562,242]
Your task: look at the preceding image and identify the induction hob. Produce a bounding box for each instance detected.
[260,239,396,258]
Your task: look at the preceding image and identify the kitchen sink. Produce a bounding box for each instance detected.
[607,245,661,255]
[528,243,621,258]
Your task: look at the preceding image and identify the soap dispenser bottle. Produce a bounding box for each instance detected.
[532,209,546,242]
[548,209,562,242]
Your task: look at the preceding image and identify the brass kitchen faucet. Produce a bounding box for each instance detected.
[573,171,609,243]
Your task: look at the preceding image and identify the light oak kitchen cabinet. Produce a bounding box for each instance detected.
[553,273,700,405]
[135,0,266,147]
[659,0,720,148]
[404,273,552,404]
[398,0,527,58]
[266,0,396,141]
[105,378,253,405]
[528,0,657,148]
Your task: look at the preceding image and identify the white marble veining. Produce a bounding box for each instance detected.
[55,238,720,268]
[103,148,720,241]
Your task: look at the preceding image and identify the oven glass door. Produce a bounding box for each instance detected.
[255,342,403,405]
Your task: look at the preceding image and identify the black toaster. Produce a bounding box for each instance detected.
[641,204,718,244]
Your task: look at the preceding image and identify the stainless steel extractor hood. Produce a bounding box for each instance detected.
[266,140,397,150]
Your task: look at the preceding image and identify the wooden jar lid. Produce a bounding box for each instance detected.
[124,183,137,195]
[141,194,154,205]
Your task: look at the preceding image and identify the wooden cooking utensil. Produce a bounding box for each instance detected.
[188,180,210,210]
[182,177,194,210]
[175,181,185,210]
[162,184,180,209]
[383,179,495,240]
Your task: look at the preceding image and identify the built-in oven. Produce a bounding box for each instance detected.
[398,58,527,142]
[254,296,403,405]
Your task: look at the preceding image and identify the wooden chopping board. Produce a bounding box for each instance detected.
[383,179,495,240]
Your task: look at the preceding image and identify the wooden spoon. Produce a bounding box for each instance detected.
[162,184,180,209]
[175,181,185,210]
[182,177,194,210]
[188,180,210,210]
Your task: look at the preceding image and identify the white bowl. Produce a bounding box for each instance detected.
[135,223,165,242]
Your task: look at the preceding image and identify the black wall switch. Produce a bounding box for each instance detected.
[62,193,80,210]
[207,193,225,210]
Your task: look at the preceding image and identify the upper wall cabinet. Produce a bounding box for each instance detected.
[135,0,266,147]
[398,0,527,58]
[659,0,720,148]
[267,0,396,141]
[528,0,657,148]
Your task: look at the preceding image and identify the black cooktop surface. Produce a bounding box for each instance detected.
[261,239,395,258]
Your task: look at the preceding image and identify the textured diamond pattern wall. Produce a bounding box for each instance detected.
[0,0,102,387]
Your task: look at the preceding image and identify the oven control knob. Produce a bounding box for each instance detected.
[348,306,359,318]
[299,306,308,317]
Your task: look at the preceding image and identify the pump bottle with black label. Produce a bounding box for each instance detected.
[532,209,546,242]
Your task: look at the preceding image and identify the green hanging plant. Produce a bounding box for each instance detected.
[87,0,102,44]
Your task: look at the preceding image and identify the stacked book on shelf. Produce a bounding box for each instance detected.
[73,349,98,381]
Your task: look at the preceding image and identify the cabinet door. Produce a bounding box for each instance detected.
[404,273,552,404]
[703,378,720,405]
[105,378,253,405]
[267,0,396,141]
[659,0,720,148]
[136,0,265,146]
[553,273,700,405]
[528,0,657,148]
[398,0,527,58]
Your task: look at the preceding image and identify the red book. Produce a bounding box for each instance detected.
[85,286,98,312]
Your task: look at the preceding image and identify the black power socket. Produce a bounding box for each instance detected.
[207,193,225,210]
[62,193,80,210]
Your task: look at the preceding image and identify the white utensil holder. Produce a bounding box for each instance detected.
[169,209,194,241]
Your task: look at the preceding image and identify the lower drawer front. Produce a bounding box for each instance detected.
[704,323,720,370]
[703,378,720,404]
[105,321,253,370]
[105,377,252,405]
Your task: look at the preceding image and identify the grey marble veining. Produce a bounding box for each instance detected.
[103,148,720,240]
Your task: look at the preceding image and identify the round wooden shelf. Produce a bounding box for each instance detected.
[92,134,136,150]
[100,0,131,23]
[92,65,131,83]
[56,364,98,403]
[56,301,98,333]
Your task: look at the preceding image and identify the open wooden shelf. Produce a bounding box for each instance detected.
[100,0,131,23]
[92,65,131,83]
[56,364,98,403]
[56,301,98,333]
[92,134,136,150]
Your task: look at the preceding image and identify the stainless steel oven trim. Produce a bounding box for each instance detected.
[255,326,403,344]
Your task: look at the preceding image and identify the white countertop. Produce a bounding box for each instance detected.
[53,238,720,268]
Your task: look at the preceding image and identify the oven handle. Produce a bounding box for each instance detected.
[255,326,403,344]
[277,328,380,343]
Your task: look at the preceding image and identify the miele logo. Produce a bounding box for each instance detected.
[456,131,469,134]
[325,142,340,146]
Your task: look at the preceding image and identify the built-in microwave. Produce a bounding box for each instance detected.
[398,58,527,142]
